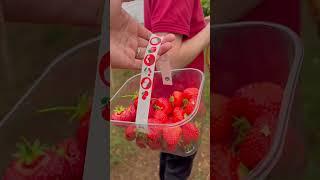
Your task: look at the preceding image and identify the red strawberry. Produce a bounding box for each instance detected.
[147,139,162,150]
[228,82,283,124]
[136,135,147,149]
[57,138,85,180]
[183,97,196,115]
[111,105,136,122]
[169,91,184,107]
[172,107,185,123]
[148,99,157,117]
[183,88,199,99]
[211,145,248,180]
[181,123,199,145]
[134,98,138,108]
[163,127,182,152]
[211,94,235,145]
[125,126,136,141]
[147,118,163,141]
[3,138,71,180]
[237,116,273,170]
[154,98,172,114]
[111,106,125,120]
[153,110,168,123]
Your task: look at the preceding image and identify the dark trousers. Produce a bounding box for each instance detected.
[159,152,197,180]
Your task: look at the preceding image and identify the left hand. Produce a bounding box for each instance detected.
[110,0,175,69]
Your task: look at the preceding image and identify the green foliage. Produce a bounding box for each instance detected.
[201,0,210,17]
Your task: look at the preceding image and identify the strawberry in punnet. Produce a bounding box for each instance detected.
[111,104,136,122]
[183,87,199,99]
[181,123,199,145]
[125,126,136,141]
[3,138,70,180]
[154,97,172,114]
[227,82,283,124]
[163,127,182,152]
[147,139,162,150]
[146,118,163,150]
[57,137,85,180]
[136,135,147,149]
[183,97,196,115]
[211,94,234,145]
[153,110,168,124]
[148,99,157,117]
[237,114,273,170]
[169,91,184,107]
[121,92,138,108]
[211,145,248,180]
[172,107,186,123]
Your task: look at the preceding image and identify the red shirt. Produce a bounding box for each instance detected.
[144,0,206,72]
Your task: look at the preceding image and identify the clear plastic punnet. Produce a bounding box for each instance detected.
[212,22,304,179]
[110,68,206,157]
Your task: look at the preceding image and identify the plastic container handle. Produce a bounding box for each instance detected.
[135,34,163,132]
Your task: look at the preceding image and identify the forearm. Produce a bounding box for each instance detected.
[212,0,263,23]
[1,0,103,26]
[170,25,210,69]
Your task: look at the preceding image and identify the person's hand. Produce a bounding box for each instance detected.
[110,0,175,69]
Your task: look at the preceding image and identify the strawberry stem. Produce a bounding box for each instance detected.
[232,116,251,147]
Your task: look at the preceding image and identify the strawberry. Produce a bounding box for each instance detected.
[3,138,71,180]
[172,107,186,123]
[148,99,157,117]
[237,115,273,170]
[211,94,235,145]
[163,127,182,152]
[146,118,163,150]
[111,105,136,122]
[153,110,168,123]
[183,97,196,115]
[147,118,163,141]
[125,126,136,141]
[228,82,283,124]
[136,135,147,149]
[154,98,172,114]
[211,145,248,180]
[147,139,162,150]
[169,91,184,107]
[183,87,199,99]
[57,138,85,180]
[181,123,199,145]
[121,92,138,108]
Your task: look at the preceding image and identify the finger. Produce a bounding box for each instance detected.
[135,47,147,59]
[138,23,152,40]
[158,42,173,56]
[138,37,149,48]
[161,34,175,44]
